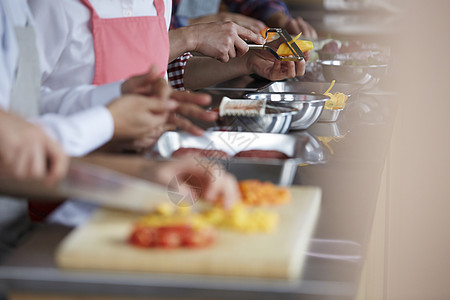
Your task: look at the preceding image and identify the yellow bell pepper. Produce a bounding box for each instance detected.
[277,33,313,56]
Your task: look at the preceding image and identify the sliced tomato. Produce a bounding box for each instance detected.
[129,226,157,248]
[129,225,214,248]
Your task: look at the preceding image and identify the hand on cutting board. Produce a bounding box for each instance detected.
[147,158,241,209]
[243,38,309,81]
[189,12,267,35]
[0,110,68,185]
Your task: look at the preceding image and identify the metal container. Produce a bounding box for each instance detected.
[217,105,298,134]
[318,59,388,90]
[148,131,325,186]
[318,108,343,122]
[245,93,329,130]
[258,80,359,97]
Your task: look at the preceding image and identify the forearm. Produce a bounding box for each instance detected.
[184,56,250,90]
[169,27,197,62]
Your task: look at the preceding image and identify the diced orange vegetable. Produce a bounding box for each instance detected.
[239,180,291,205]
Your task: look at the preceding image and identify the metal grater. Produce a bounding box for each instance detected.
[219,97,266,117]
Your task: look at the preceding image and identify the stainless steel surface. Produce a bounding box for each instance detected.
[308,122,344,137]
[258,80,360,96]
[218,105,298,134]
[318,59,388,90]
[318,109,342,122]
[245,93,329,130]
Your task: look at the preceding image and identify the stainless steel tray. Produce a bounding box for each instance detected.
[258,81,360,96]
[147,131,324,186]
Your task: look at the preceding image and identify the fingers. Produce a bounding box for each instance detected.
[28,143,46,181]
[44,139,69,186]
[233,35,250,57]
[176,103,218,122]
[170,91,212,106]
[294,17,318,39]
[285,18,301,35]
[143,96,178,113]
[168,113,205,136]
[122,65,171,97]
[235,23,265,45]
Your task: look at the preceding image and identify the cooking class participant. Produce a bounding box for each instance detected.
[29,0,305,105]
[172,0,318,39]
[0,0,240,244]
[28,0,265,143]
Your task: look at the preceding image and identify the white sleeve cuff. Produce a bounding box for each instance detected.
[91,81,123,106]
[32,106,114,157]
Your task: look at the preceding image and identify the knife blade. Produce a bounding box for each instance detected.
[58,160,170,213]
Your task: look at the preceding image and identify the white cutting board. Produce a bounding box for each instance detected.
[56,186,321,279]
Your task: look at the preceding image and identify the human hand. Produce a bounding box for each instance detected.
[145,157,241,209]
[168,91,218,136]
[107,95,178,141]
[188,21,265,62]
[284,17,318,40]
[190,12,267,35]
[0,110,69,185]
[244,39,308,81]
[121,65,171,98]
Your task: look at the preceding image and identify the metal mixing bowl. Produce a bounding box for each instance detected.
[318,59,388,90]
[217,105,298,134]
[245,93,329,130]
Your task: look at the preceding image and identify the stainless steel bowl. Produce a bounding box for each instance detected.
[245,93,329,130]
[258,80,359,96]
[217,105,298,134]
[318,108,343,122]
[318,59,388,90]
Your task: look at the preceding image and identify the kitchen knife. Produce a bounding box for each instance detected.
[58,160,170,213]
[0,160,172,213]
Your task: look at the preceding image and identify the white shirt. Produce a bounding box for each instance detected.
[28,0,172,116]
[0,0,114,156]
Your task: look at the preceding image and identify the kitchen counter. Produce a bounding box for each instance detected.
[0,79,398,299]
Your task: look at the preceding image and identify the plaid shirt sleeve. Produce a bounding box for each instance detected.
[167,52,193,91]
[223,0,291,23]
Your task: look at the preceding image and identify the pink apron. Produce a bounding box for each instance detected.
[80,0,170,85]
